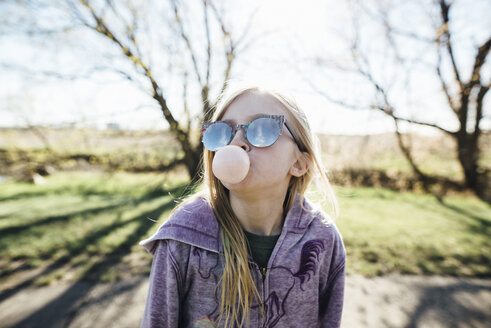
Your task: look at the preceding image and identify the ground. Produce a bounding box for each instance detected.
[1,274,490,328]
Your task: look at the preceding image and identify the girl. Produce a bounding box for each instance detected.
[140,85,346,328]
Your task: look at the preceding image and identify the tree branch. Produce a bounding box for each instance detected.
[473,83,490,145]
[203,0,211,87]
[77,0,192,153]
[371,104,456,136]
[305,77,367,110]
[436,45,458,114]
[438,0,463,91]
[392,118,428,181]
[170,0,203,86]
[182,70,192,134]
[207,0,235,107]
[467,37,491,90]
[350,34,457,137]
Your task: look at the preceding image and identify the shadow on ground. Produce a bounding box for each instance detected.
[342,275,491,328]
[405,279,491,328]
[0,181,196,328]
[1,274,490,328]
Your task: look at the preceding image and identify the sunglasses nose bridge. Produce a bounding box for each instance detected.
[231,123,246,137]
[229,124,250,148]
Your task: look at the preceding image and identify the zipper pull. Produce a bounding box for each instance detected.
[261,267,267,277]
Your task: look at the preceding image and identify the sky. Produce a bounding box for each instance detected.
[0,0,489,135]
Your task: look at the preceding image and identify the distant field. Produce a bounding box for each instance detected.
[317,133,491,181]
[1,127,490,181]
[0,170,489,290]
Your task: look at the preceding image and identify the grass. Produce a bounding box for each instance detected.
[0,170,489,289]
[0,169,195,286]
[331,186,490,276]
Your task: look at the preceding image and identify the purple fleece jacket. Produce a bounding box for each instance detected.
[139,193,346,328]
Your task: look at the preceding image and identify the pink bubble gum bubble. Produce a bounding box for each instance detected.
[212,145,250,184]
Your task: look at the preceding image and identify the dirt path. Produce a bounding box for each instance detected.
[1,274,490,328]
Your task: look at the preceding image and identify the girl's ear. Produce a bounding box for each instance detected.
[290,152,310,177]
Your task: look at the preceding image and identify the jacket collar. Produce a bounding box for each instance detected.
[139,192,320,255]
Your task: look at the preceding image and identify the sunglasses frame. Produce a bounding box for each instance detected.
[201,114,304,152]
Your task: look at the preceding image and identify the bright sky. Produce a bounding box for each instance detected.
[0,0,489,135]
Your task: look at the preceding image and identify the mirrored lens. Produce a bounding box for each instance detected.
[202,122,232,151]
[247,117,281,147]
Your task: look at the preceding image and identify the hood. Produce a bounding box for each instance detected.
[139,193,323,255]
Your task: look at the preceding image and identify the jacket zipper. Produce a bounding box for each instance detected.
[250,261,266,327]
[259,265,266,328]
[258,265,267,327]
[260,266,267,278]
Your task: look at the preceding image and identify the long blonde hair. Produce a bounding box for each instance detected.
[171,84,338,327]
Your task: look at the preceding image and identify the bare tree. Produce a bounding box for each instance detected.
[1,0,261,181]
[310,0,490,195]
[434,0,490,192]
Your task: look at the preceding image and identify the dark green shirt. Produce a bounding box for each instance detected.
[243,228,281,276]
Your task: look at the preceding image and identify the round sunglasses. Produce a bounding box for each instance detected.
[201,114,304,151]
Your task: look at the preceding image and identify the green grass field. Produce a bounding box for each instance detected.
[0,170,489,288]
[331,187,490,276]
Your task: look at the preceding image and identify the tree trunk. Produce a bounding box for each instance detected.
[182,143,204,183]
[455,132,479,190]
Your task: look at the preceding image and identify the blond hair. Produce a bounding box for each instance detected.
[171,84,338,326]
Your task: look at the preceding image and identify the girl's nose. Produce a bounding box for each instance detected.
[230,128,250,152]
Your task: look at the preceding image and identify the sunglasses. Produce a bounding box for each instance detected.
[201,114,304,152]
